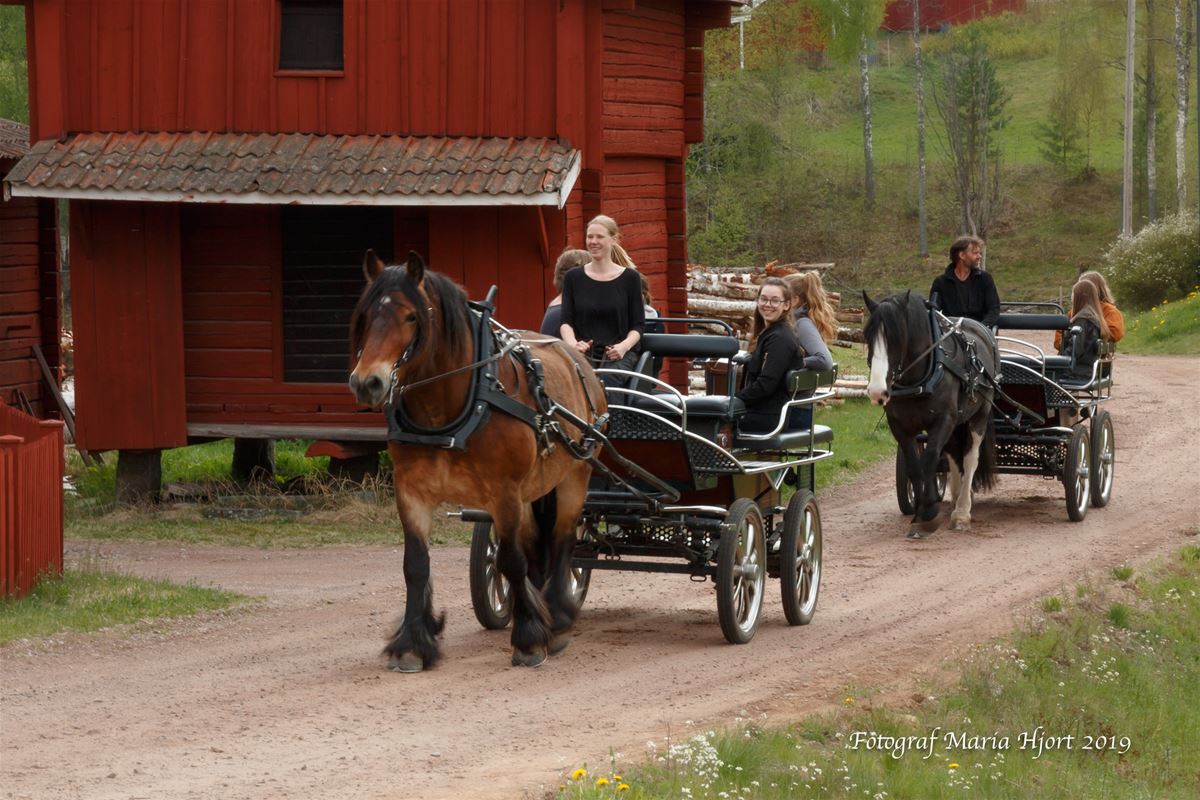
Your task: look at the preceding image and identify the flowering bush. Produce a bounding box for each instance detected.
[1101,211,1200,310]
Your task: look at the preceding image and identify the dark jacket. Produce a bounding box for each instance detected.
[929,264,1000,329]
[737,321,804,432]
[1058,313,1103,380]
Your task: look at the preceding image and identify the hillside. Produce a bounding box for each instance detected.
[689,3,1199,304]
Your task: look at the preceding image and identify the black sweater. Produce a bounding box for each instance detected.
[737,322,804,423]
[929,264,1001,328]
[560,267,645,351]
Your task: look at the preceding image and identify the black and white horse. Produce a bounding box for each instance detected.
[863,291,998,538]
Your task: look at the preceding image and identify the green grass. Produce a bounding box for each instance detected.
[557,547,1200,799]
[1118,290,1200,355]
[815,397,895,490]
[0,567,247,644]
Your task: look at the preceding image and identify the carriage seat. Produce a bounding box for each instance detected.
[734,424,834,453]
[996,312,1070,331]
[626,392,746,422]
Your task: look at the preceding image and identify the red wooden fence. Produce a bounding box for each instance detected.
[0,400,64,599]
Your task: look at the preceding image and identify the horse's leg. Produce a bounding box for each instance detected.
[945,452,963,511]
[494,501,553,667]
[383,499,446,673]
[910,418,954,537]
[542,469,590,656]
[951,420,987,531]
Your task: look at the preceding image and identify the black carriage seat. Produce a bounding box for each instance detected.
[625,331,745,421]
[733,366,838,452]
[996,312,1070,332]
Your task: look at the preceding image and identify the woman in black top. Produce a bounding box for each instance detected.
[737,277,804,433]
[559,215,645,386]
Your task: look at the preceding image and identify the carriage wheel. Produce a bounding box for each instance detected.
[1063,425,1091,522]
[568,527,593,610]
[895,444,948,515]
[469,521,512,630]
[716,499,766,645]
[1089,410,1115,508]
[780,489,823,626]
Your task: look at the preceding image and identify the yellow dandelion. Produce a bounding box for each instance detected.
[949,762,960,769]
[613,775,623,781]
[571,768,588,781]
[844,696,855,705]
[618,784,631,792]
[595,777,610,787]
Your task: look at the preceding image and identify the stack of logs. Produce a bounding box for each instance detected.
[686,261,865,345]
[685,261,869,398]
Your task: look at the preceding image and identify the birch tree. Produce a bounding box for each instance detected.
[1174,0,1193,211]
[804,0,888,210]
[1145,0,1159,222]
[913,0,929,256]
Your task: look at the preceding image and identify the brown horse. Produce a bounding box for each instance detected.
[349,251,606,671]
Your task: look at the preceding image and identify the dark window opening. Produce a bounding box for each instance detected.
[281,206,392,383]
[279,0,344,71]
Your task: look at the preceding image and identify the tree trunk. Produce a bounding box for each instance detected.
[1175,0,1193,212]
[913,0,928,256]
[860,44,876,209]
[1146,0,1158,223]
[1123,0,1136,235]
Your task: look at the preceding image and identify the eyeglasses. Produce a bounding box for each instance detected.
[757,297,786,308]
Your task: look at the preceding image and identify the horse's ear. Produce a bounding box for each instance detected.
[405,251,426,286]
[862,291,877,313]
[363,249,386,281]
[903,289,912,305]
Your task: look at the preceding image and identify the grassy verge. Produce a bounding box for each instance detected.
[0,567,248,644]
[1118,289,1200,356]
[556,545,1200,799]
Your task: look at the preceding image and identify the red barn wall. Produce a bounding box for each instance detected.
[25,0,559,143]
[883,0,1026,32]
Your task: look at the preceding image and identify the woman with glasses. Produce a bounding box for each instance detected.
[736,277,805,433]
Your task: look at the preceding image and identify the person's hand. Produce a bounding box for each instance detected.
[605,343,625,361]
[574,339,592,354]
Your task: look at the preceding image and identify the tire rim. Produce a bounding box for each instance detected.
[484,536,510,617]
[1072,436,1090,516]
[732,513,765,635]
[795,503,822,617]
[1095,421,1114,500]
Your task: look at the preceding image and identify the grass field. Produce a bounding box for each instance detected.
[555,545,1200,799]
[1119,289,1200,355]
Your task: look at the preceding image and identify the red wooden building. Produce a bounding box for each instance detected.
[882,0,1026,32]
[1,0,736,493]
[0,118,59,421]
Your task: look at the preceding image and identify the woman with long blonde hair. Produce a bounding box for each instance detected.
[1059,279,1110,380]
[559,214,645,385]
[783,271,835,372]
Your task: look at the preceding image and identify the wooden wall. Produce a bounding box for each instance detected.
[0,164,58,419]
[69,201,186,451]
[24,0,559,142]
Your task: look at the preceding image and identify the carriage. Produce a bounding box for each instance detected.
[464,320,837,645]
[894,303,1115,522]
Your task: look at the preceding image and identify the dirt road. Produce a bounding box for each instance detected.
[3,355,1198,800]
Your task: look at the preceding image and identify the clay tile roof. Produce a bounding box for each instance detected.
[0,118,30,160]
[2,132,581,207]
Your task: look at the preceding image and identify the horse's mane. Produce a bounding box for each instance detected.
[863,291,931,361]
[350,263,471,363]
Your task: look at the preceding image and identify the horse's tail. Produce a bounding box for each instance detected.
[972,413,998,492]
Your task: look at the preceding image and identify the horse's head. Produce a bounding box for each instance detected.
[348,250,432,408]
[863,290,928,406]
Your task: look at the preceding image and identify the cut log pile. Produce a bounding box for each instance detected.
[685,261,868,399]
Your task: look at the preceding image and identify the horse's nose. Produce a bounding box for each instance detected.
[349,372,386,405]
[868,388,890,406]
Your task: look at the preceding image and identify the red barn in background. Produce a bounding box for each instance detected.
[0,119,59,421]
[1,0,736,496]
[882,0,1026,32]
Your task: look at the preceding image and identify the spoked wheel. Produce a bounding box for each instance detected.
[895,444,948,515]
[1089,410,1115,508]
[1063,424,1091,522]
[780,489,822,626]
[469,521,512,630]
[716,499,766,645]
[567,527,593,611]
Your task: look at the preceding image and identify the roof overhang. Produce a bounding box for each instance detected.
[3,132,581,209]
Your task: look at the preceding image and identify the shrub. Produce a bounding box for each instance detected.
[1102,212,1200,310]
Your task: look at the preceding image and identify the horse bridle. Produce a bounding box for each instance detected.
[882,309,960,397]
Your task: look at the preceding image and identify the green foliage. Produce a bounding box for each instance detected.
[0,5,27,123]
[0,567,245,643]
[559,553,1200,799]
[801,0,888,62]
[1035,88,1087,174]
[1102,211,1200,309]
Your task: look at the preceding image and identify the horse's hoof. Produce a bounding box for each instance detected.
[512,647,548,668]
[951,514,970,531]
[388,652,424,673]
[548,633,571,656]
[906,526,933,540]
